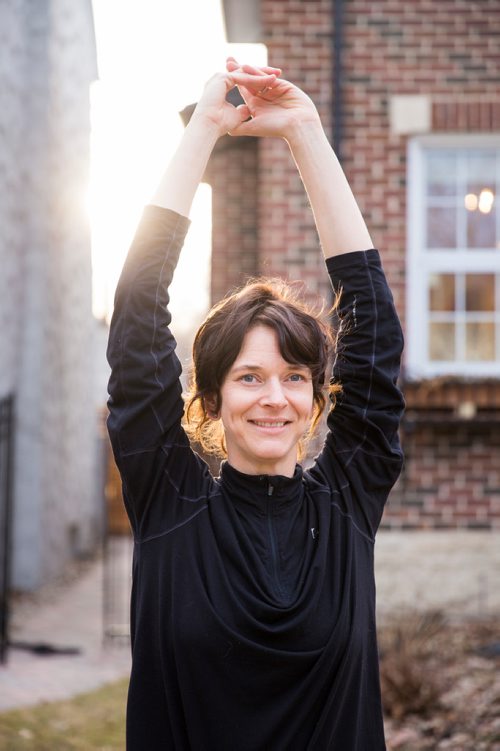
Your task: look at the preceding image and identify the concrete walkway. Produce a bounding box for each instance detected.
[0,551,131,712]
[0,531,498,712]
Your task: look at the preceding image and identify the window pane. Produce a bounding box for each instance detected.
[466,204,496,248]
[465,152,496,195]
[429,274,455,311]
[429,322,456,361]
[427,152,457,196]
[426,207,456,248]
[465,274,495,311]
[466,322,496,361]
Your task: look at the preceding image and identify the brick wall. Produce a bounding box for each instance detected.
[205,138,259,301]
[259,0,333,301]
[211,0,500,529]
[388,421,500,530]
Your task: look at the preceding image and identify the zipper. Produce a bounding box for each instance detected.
[266,484,283,598]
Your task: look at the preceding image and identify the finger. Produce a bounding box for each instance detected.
[261,65,282,76]
[230,71,276,90]
[232,86,272,108]
[240,63,269,77]
[228,118,256,138]
[226,56,240,71]
[241,63,282,76]
[236,103,251,116]
[229,62,276,80]
[237,80,282,104]
[226,58,282,79]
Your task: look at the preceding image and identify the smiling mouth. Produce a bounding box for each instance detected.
[249,420,290,428]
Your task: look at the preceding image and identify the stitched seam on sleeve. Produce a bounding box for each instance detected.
[330,501,375,544]
[114,213,186,524]
[344,253,378,468]
[119,440,188,458]
[307,481,375,542]
[138,505,209,544]
[149,222,183,433]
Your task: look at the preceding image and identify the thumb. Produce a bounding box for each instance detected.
[236,103,251,122]
[229,114,259,137]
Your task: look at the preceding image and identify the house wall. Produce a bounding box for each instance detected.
[209,0,500,529]
[258,0,334,302]
[0,0,101,589]
[205,139,260,302]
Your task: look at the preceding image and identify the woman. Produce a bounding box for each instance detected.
[107,59,405,750]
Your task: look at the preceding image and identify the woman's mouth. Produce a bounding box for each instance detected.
[249,420,289,428]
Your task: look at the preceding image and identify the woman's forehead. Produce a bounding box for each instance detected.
[231,325,309,370]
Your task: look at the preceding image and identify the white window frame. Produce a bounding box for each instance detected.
[406,134,500,380]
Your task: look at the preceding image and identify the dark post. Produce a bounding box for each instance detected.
[0,395,15,664]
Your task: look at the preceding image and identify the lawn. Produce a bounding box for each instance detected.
[0,679,128,751]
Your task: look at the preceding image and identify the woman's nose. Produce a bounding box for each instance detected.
[260,377,287,407]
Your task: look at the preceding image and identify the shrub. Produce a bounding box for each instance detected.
[379,610,446,719]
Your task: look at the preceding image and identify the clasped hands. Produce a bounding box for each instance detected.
[191,57,321,141]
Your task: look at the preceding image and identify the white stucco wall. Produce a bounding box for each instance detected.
[0,0,100,589]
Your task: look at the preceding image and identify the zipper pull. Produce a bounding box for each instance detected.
[267,483,274,497]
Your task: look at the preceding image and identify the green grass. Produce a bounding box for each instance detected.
[0,679,128,750]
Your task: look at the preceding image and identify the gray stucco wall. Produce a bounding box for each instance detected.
[0,0,100,589]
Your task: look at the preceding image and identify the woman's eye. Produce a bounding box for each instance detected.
[240,374,257,383]
[288,373,305,382]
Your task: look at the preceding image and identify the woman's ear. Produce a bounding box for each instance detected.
[204,393,220,420]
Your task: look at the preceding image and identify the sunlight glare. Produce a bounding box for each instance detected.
[89,1,267,331]
[89,0,226,323]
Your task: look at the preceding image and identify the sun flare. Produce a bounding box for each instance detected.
[88,0,267,331]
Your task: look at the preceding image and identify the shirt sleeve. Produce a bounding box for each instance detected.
[310,249,405,537]
[106,205,213,539]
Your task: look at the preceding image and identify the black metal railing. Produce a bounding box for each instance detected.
[0,395,15,664]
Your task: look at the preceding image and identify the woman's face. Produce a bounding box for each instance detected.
[218,324,314,477]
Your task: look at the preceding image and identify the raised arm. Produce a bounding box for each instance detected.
[226,58,373,257]
[286,123,373,258]
[151,68,279,215]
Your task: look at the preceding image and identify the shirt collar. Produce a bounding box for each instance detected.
[218,461,304,508]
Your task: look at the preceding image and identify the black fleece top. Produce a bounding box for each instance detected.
[107,206,405,751]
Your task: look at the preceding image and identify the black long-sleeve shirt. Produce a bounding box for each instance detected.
[107,206,405,750]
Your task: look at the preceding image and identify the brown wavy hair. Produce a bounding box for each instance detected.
[184,278,341,458]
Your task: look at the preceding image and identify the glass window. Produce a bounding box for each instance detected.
[466,322,495,361]
[465,274,495,312]
[427,152,457,197]
[407,138,500,378]
[426,207,456,248]
[466,207,496,249]
[429,274,455,311]
[429,322,456,361]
